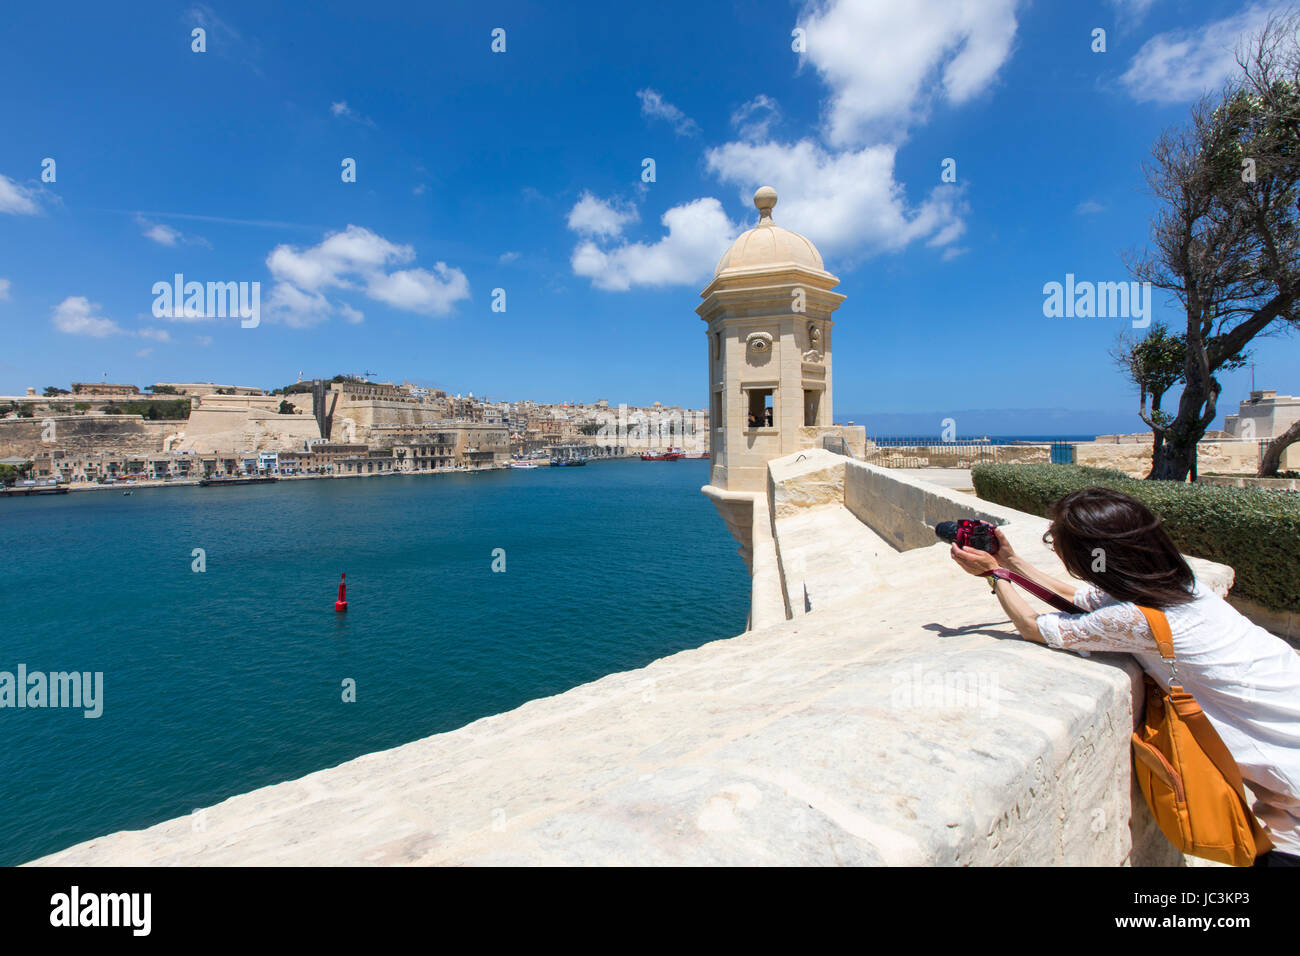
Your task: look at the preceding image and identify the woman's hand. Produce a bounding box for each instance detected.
[950,542,1000,576]
[993,527,1018,564]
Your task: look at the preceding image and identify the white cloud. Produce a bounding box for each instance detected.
[706,138,966,258]
[413,184,427,196]
[569,0,1013,291]
[196,335,213,347]
[800,0,1021,146]
[136,214,209,247]
[366,265,470,315]
[268,225,409,290]
[0,174,41,215]
[330,100,375,126]
[135,348,154,357]
[498,251,520,264]
[1121,4,1280,103]
[731,95,781,142]
[52,297,122,337]
[186,4,261,73]
[1109,0,1158,23]
[264,283,337,328]
[636,89,700,136]
[265,224,468,324]
[337,302,364,324]
[1076,199,1105,215]
[138,327,172,342]
[0,278,9,300]
[146,223,181,245]
[571,198,738,291]
[567,192,639,239]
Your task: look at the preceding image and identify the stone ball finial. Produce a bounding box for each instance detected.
[754,185,777,221]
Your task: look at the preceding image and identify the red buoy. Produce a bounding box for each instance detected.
[335,572,348,612]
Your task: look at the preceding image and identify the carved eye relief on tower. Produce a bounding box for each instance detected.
[745,331,775,367]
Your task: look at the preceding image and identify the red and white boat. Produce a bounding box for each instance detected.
[640,447,684,461]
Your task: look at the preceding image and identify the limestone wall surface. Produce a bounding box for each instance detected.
[0,416,174,458]
[31,453,1231,866]
[175,404,321,453]
[1075,437,1299,477]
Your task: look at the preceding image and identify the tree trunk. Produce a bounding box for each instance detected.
[1258,418,1300,476]
[1149,433,1198,481]
[1147,381,1213,481]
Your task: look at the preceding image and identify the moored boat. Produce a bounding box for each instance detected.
[198,475,280,486]
[640,451,683,461]
[1,481,69,497]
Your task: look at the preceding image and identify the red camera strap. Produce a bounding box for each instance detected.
[984,568,1087,614]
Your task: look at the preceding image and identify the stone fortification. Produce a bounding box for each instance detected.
[175,393,320,453]
[0,416,176,459]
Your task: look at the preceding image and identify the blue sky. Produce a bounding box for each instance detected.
[1,0,1296,434]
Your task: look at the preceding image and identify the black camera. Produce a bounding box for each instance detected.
[935,519,1000,554]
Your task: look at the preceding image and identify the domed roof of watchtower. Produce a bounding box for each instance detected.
[713,186,827,278]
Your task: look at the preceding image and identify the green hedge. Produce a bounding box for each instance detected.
[970,463,1300,612]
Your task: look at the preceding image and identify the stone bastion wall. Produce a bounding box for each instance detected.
[30,452,1234,866]
[0,416,176,459]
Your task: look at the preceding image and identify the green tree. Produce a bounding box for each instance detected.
[0,460,33,485]
[1127,13,1300,480]
[1111,323,1248,460]
[42,385,70,396]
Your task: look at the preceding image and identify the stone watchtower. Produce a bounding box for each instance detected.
[699,186,865,568]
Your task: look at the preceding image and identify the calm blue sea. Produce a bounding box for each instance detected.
[0,459,748,865]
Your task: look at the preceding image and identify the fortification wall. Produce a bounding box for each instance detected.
[175,406,320,453]
[0,416,174,458]
[336,398,444,436]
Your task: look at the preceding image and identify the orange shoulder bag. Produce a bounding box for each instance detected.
[1130,606,1272,866]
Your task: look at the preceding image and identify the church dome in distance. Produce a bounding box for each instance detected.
[713,186,826,277]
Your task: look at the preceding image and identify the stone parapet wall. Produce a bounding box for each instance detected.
[1074,437,1299,477]
[844,459,1010,552]
[993,444,1051,464]
[1201,474,1300,491]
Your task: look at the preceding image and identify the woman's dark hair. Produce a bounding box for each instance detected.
[1045,487,1195,608]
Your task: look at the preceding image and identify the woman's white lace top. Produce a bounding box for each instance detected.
[1038,581,1300,857]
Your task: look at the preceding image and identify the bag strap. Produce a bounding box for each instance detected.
[985,568,1086,614]
[1137,605,1178,685]
[1135,606,1274,854]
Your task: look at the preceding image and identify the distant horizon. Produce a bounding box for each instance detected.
[7,375,1268,437]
